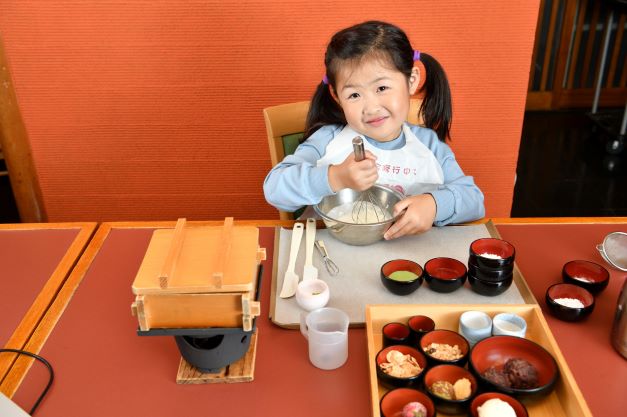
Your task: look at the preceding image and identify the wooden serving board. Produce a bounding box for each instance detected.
[366,304,592,417]
[271,222,536,328]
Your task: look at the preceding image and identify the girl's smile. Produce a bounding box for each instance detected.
[334,57,419,142]
[366,116,389,127]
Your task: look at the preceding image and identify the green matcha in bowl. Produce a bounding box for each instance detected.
[381,259,424,295]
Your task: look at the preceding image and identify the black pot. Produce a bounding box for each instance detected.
[175,329,254,373]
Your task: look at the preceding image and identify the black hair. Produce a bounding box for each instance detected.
[304,20,452,142]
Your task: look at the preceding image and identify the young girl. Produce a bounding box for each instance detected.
[264,21,484,239]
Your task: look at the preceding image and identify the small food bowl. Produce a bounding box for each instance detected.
[468,260,513,282]
[380,388,437,417]
[424,257,467,293]
[382,322,412,347]
[376,345,428,389]
[313,185,404,246]
[381,259,424,296]
[424,364,478,415]
[469,335,559,401]
[562,260,610,294]
[469,238,516,270]
[420,329,470,367]
[470,392,528,417]
[468,273,513,296]
[546,283,595,322]
[408,315,436,345]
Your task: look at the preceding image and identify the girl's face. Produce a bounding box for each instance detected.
[333,57,419,142]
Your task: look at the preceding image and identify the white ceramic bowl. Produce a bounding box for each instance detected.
[492,313,527,338]
[458,311,493,347]
[296,279,330,311]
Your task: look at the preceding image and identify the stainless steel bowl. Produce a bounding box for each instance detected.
[313,185,404,246]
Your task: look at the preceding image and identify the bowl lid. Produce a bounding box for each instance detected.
[132,218,264,294]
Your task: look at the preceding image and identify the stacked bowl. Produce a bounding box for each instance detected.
[468,238,516,296]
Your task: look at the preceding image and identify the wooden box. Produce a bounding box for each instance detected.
[131,218,266,331]
[366,304,592,417]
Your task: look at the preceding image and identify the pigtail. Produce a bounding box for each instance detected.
[304,82,346,140]
[418,52,452,141]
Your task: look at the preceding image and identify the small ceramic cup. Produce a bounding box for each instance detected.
[492,313,527,338]
[459,311,493,347]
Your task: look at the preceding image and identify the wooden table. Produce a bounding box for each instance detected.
[0,223,96,387]
[2,219,626,416]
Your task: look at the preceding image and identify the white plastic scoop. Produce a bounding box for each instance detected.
[303,218,319,281]
[297,218,330,311]
[279,222,304,298]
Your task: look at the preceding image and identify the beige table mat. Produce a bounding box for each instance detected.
[270,223,533,328]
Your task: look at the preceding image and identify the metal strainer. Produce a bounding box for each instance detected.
[597,231,627,271]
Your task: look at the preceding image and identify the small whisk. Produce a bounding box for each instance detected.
[351,137,387,224]
[315,240,340,276]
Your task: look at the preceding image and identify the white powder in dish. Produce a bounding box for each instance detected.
[326,201,391,224]
[477,398,516,417]
[553,297,585,308]
[572,275,594,283]
[479,253,503,259]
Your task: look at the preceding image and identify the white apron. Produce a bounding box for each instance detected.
[317,124,444,195]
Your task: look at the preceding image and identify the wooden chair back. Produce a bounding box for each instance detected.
[262,98,422,219]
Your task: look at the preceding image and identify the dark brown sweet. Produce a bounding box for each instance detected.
[482,358,539,390]
[483,366,511,387]
[503,358,539,389]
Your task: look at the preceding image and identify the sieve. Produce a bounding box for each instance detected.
[596,231,627,271]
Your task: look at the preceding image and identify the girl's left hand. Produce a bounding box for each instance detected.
[383,194,437,240]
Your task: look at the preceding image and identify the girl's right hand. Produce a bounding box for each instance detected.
[328,150,378,192]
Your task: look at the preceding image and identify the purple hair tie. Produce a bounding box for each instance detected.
[413,50,421,61]
[322,75,329,85]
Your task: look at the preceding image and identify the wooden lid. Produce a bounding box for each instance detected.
[132,218,262,294]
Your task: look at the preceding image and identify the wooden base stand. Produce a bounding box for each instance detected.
[176,331,258,384]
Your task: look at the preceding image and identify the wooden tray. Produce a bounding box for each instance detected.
[366,304,592,417]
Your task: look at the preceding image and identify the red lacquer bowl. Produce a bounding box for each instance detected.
[562,260,609,294]
[424,257,467,293]
[546,283,595,321]
[380,388,436,417]
[469,335,559,401]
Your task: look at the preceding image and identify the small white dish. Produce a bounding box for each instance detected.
[459,311,492,347]
[296,279,330,311]
[492,313,527,338]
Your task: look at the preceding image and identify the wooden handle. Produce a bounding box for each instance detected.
[211,217,234,288]
[158,218,186,289]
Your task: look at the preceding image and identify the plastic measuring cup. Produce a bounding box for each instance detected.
[300,307,349,370]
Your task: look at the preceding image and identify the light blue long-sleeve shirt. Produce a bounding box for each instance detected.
[263,123,485,226]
